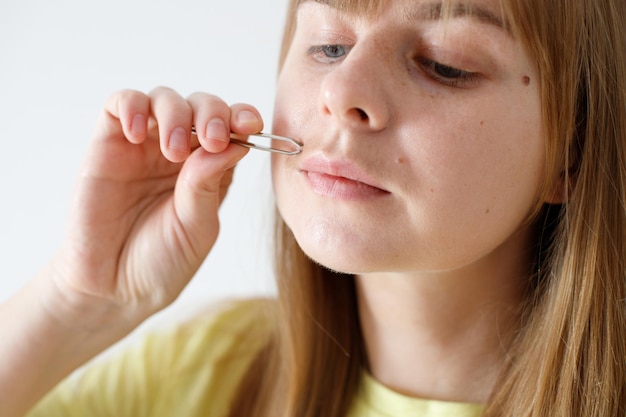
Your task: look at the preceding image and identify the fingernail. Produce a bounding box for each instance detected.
[131,114,146,137]
[205,118,229,142]
[168,127,189,152]
[236,110,260,127]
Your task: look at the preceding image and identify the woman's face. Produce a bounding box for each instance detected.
[272,0,545,275]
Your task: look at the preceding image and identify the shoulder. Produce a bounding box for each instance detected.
[29,298,277,417]
[159,297,277,352]
[138,297,277,401]
[152,297,276,374]
[136,297,278,415]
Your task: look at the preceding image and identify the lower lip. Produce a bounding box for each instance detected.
[303,171,390,200]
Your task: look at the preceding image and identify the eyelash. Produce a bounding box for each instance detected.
[416,58,482,88]
[307,44,482,88]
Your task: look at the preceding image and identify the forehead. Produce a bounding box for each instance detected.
[297,0,510,33]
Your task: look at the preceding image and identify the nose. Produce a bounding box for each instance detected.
[319,49,391,132]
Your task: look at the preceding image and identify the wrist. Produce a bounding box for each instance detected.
[0,268,145,417]
[39,263,146,339]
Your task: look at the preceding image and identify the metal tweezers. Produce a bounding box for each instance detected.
[191,127,302,155]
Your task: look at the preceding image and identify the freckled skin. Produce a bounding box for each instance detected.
[272,1,545,274]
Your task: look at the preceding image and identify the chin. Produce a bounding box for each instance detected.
[305,251,369,275]
[294,233,386,275]
[278,206,402,274]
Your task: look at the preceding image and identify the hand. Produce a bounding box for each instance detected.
[47,87,262,330]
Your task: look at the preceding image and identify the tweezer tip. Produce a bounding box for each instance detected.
[230,132,303,155]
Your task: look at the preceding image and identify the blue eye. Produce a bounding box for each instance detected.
[322,45,346,58]
[308,44,350,63]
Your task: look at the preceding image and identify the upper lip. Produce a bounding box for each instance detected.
[299,153,390,192]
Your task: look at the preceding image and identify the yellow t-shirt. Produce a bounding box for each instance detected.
[27,299,484,417]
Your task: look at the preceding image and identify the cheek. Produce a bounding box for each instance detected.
[396,89,545,257]
[271,72,311,221]
[430,87,543,188]
[471,113,544,208]
[273,61,318,139]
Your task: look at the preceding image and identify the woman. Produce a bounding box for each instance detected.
[3,0,626,416]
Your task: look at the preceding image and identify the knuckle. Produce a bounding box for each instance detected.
[231,102,260,114]
[105,89,149,119]
[108,89,144,106]
[149,85,177,96]
[116,88,144,100]
[189,94,231,119]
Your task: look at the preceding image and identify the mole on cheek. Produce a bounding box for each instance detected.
[522,75,531,86]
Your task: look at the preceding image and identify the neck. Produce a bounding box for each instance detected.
[356,230,533,404]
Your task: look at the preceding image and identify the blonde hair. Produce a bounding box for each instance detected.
[230,0,626,415]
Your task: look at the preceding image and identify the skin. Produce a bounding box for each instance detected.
[271,0,546,403]
[0,89,262,417]
[0,0,553,414]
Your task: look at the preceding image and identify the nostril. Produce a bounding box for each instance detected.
[356,108,368,120]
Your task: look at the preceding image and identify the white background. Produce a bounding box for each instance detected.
[0,0,288,330]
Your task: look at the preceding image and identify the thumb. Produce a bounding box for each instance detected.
[173,144,249,250]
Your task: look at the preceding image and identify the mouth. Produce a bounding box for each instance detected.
[299,155,391,200]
